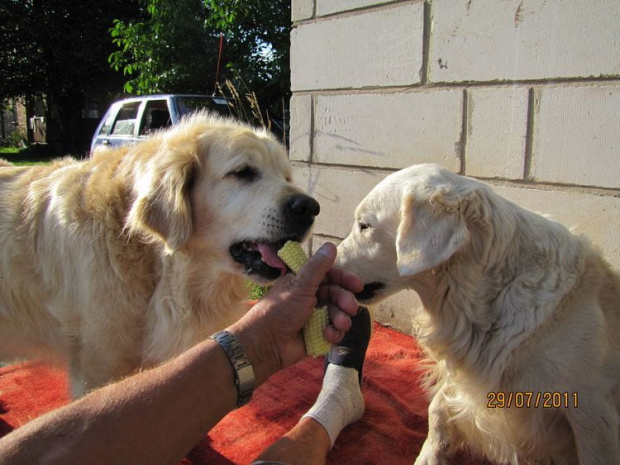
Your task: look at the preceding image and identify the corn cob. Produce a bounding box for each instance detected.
[278,241,331,356]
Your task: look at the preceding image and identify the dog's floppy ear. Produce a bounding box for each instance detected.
[396,189,469,276]
[127,143,199,254]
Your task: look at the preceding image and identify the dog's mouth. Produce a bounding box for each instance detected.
[230,239,296,281]
[355,282,385,302]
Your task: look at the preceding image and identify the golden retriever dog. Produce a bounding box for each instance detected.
[0,112,319,397]
[337,163,620,464]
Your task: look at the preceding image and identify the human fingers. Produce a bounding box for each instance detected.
[328,304,353,332]
[325,266,364,294]
[320,304,359,344]
[294,243,337,290]
[324,325,345,345]
[317,284,359,316]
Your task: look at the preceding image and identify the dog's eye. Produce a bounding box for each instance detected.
[358,222,370,232]
[228,166,259,182]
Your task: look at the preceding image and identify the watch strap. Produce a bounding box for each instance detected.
[210,330,255,408]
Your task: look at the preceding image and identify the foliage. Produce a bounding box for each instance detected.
[109,0,219,95]
[109,0,291,117]
[0,0,137,99]
[0,131,26,149]
[248,283,267,301]
[0,0,139,152]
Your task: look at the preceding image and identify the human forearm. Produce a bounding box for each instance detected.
[0,339,240,465]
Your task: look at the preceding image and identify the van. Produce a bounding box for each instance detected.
[90,94,231,154]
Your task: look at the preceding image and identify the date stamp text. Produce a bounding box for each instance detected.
[487,391,578,409]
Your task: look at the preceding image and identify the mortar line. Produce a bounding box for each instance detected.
[290,161,620,197]
[309,94,316,164]
[523,87,537,181]
[420,0,432,85]
[460,88,469,175]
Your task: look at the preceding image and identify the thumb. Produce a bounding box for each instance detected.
[295,242,337,289]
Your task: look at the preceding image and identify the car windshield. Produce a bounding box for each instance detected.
[176,96,231,117]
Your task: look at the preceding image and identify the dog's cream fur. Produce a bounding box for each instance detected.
[337,164,620,464]
[0,113,312,397]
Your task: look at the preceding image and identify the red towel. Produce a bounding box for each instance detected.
[0,324,483,464]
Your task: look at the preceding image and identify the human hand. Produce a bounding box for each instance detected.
[229,243,363,385]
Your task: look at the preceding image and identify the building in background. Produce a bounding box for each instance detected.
[290,0,620,333]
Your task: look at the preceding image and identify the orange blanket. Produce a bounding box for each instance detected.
[0,324,482,464]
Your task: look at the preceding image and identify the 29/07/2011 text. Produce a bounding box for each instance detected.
[487,391,578,409]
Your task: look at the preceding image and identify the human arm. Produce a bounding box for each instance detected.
[0,243,362,465]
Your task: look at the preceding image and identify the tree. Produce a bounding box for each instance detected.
[109,0,291,126]
[0,0,139,152]
[109,0,220,95]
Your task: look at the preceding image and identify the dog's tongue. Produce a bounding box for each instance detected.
[257,243,288,277]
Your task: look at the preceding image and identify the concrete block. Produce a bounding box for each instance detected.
[291,3,424,90]
[491,183,620,270]
[292,0,314,22]
[532,85,620,189]
[289,94,312,162]
[310,234,341,254]
[466,86,529,180]
[431,0,620,82]
[317,0,398,17]
[291,164,390,238]
[314,91,462,171]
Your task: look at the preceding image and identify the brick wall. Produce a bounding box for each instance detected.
[290,0,620,334]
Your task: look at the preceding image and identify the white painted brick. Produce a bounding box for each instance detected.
[291,3,424,90]
[310,234,341,254]
[289,94,312,162]
[491,184,620,270]
[466,86,528,180]
[532,85,620,189]
[291,164,390,238]
[431,0,620,82]
[314,91,462,171]
[317,0,398,17]
[292,0,313,22]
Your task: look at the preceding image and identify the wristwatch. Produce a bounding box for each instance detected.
[210,330,255,408]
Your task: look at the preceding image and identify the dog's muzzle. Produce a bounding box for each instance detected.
[355,282,385,301]
[230,194,320,281]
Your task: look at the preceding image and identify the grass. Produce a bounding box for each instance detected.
[248,282,268,300]
[0,144,57,166]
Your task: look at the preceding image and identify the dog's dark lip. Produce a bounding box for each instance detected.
[229,237,301,280]
[355,282,385,301]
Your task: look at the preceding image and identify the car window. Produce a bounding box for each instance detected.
[140,100,171,135]
[110,102,141,136]
[98,109,118,136]
[176,96,231,117]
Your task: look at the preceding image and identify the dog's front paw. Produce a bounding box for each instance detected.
[413,455,448,465]
[414,440,452,465]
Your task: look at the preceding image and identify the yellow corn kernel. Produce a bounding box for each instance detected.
[278,241,330,356]
[303,306,331,356]
[277,240,308,274]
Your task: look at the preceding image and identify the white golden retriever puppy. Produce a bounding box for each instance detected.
[0,112,319,397]
[337,163,620,464]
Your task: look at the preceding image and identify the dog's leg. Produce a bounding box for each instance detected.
[414,384,458,465]
[565,394,619,465]
[68,341,141,398]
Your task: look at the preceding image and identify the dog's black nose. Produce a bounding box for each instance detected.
[287,194,320,217]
